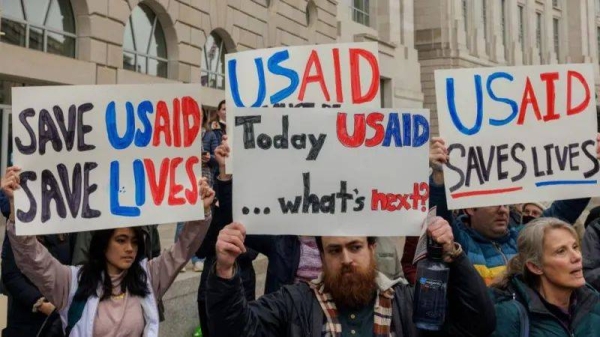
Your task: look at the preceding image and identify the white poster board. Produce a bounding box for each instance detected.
[232,107,431,236]
[225,42,381,173]
[435,64,599,209]
[12,84,206,235]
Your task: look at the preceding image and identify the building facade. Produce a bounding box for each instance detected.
[415,0,600,134]
[337,0,424,108]
[0,0,338,173]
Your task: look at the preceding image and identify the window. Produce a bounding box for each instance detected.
[553,0,559,8]
[597,0,600,15]
[201,32,226,90]
[518,5,525,59]
[306,0,317,27]
[501,0,507,57]
[597,27,600,64]
[482,0,487,40]
[553,18,560,61]
[463,0,468,33]
[352,0,369,26]
[0,0,76,57]
[536,12,543,62]
[123,4,168,78]
[352,0,370,27]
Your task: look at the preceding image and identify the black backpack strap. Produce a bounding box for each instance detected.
[65,298,86,336]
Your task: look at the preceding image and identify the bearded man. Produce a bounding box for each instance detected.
[206,218,495,337]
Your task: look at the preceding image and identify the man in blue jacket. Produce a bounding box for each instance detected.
[429,137,592,285]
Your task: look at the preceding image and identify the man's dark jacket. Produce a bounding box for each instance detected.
[583,218,600,290]
[206,251,496,337]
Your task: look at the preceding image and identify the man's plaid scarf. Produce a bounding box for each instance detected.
[309,281,395,337]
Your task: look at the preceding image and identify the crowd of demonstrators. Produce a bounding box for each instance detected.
[206,220,496,337]
[175,106,219,274]
[490,218,600,336]
[1,167,215,337]
[425,136,595,285]
[194,135,259,337]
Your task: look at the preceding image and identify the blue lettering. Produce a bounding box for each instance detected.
[227,58,267,108]
[106,101,135,150]
[133,159,145,206]
[268,50,299,104]
[382,113,402,147]
[487,72,518,126]
[402,113,411,147]
[109,161,140,217]
[134,100,153,147]
[413,114,430,147]
[446,76,484,136]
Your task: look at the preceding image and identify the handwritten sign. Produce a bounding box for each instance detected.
[232,107,430,236]
[435,64,599,209]
[225,42,381,173]
[12,84,205,235]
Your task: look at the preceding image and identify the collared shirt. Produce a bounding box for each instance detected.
[337,297,375,337]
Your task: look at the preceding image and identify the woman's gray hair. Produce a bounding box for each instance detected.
[492,217,578,289]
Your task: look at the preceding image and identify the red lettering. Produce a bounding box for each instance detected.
[144,158,169,205]
[182,96,201,147]
[336,113,365,148]
[350,48,379,104]
[297,50,330,102]
[184,156,200,205]
[173,98,182,147]
[567,70,591,116]
[168,157,185,206]
[333,48,343,103]
[365,113,384,147]
[540,72,560,122]
[371,189,387,210]
[153,101,172,146]
[517,77,542,125]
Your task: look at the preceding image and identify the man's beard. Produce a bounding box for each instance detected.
[323,258,378,309]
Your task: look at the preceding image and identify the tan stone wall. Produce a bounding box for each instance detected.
[337,0,424,108]
[415,0,600,135]
[0,0,337,108]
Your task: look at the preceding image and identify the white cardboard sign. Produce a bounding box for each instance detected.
[12,84,206,235]
[232,107,430,236]
[225,42,381,173]
[435,64,599,209]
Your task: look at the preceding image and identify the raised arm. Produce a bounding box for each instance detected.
[543,198,590,224]
[429,137,453,224]
[207,222,290,337]
[3,166,72,310]
[147,177,215,299]
[425,217,496,337]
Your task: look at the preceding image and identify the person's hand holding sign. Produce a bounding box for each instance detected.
[596,134,600,160]
[199,176,215,215]
[2,166,21,221]
[215,222,247,279]
[430,137,448,186]
[216,135,231,181]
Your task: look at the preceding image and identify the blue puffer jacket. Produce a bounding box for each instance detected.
[430,177,589,284]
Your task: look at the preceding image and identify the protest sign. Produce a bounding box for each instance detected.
[232,107,430,236]
[225,42,381,173]
[435,64,599,209]
[11,84,206,235]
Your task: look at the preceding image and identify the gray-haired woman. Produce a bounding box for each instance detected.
[489,217,600,337]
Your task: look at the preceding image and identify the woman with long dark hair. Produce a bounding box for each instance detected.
[3,166,214,337]
[490,217,600,337]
